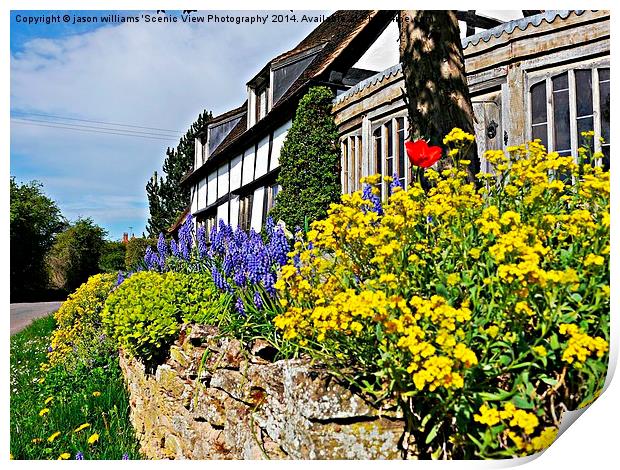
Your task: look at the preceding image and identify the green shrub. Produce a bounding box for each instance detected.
[46,218,107,292]
[99,240,127,273]
[48,273,116,367]
[270,86,341,229]
[124,237,156,271]
[102,272,232,361]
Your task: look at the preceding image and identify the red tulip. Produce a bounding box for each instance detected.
[405,140,442,168]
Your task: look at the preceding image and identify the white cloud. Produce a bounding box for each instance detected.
[11,11,327,238]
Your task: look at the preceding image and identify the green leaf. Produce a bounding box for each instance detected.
[512,396,534,409]
[540,376,558,386]
[426,422,441,444]
[478,390,514,401]
[550,333,560,350]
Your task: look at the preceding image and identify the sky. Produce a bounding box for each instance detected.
[10,10,329,240]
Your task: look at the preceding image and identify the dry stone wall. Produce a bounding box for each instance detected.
[119,324,414,459]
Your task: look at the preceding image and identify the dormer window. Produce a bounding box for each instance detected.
[255,84,269,122]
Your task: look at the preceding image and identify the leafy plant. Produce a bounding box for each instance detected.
[102,271,232,361]
[270,86,341,229]
[10,315,140,460]
[46,218,107,292]
[99,241,126,273]
[270,130,610,458]
[10,177,67,301]
[124,237,156,271]
[48,273,116,367]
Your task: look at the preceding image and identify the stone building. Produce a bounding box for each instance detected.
[181,10,610,234]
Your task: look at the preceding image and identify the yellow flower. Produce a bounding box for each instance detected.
[447,273,460,286]
[87,433,99,445]
[485,325,500,339]
[92,391,101,397]
[474,404,501,426]
[532,346,547,357]
[74,423,91,433]
[583,254,604,267]
[48,431,61,443]
[32,438,43,444]
[39,408,50,417]
[58,453,71,460]
[44,396,54,405]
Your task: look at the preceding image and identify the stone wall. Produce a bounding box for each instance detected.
[119,324,413,459]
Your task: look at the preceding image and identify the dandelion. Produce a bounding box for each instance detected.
[74,423,91,433]
[32,438,43,444]
[92,391,101,397]
[87,433,99,445]
[48,431,61,443]
[39,408,50,417]
[58,453,71,460]
[44,396,54,405]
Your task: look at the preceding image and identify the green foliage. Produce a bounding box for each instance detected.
[146,110,212,236]
[270,86,341,230]
[10,177,67,300]
[102,272,232,362]
[10,315,141,460]
[145,171,167,237]
[99,241,126,273]
[48,273,116,367]
[46,218,107,293]
[271,134,610,458]
[124,237,156,271]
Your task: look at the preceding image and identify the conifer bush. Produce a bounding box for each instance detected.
[270,86,341,230]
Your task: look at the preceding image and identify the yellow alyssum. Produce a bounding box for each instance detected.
[559,324,608,368]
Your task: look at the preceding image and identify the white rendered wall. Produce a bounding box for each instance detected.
[217,201,229,225]
[207,171,217,205]
[270,120,291,171]
[250,187,265,231]
[197,177,207,211]
[229,195,240,230]
[242,147,255,185]
[255,135,270,178]
[217,164,229,199]
[230,154,242,191]
[352,21,399,72]
[191,185,198,213]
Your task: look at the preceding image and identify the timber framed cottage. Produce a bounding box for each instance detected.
[181,10,610,234]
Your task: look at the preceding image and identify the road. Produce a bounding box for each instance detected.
[10,301,63,335]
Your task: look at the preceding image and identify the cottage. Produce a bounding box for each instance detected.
[181,10,610,234]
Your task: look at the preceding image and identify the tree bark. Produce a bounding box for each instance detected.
[399,10,479,178]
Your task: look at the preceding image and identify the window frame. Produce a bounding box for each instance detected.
[238,193,254,232]
[340,132,363,194]
[371,113,409,197]
[526,59,610,167]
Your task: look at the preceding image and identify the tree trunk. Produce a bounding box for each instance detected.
[399,10,479,178]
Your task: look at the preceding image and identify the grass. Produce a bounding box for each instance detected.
[10,314,141,460]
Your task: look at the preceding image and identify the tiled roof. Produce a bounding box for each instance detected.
[334,10,593,105]
[184,10,396,184]
[462,10,585,49]
[334,63,402,105]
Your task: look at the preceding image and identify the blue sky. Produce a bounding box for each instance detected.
[10,10,328,240]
